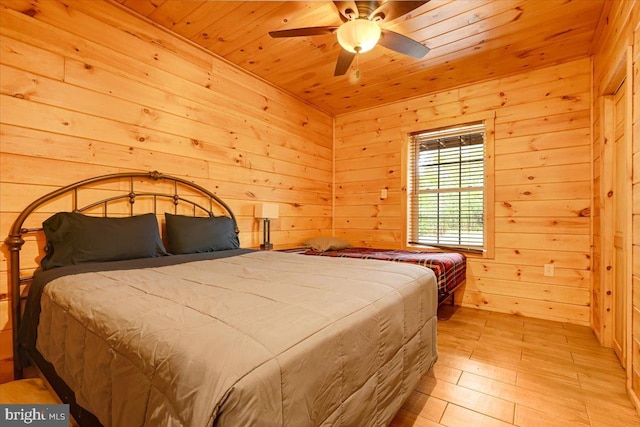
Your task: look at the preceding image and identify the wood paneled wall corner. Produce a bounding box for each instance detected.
[0,0,333,360]
[589,53,598,342]
[335,57,593,325]
[332,115,336,236]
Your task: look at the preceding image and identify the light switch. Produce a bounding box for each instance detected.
[380,188,388,199]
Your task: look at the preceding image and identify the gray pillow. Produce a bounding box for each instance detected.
[303,236,352,252]
[42,212,168,270]
[165,213,239,254]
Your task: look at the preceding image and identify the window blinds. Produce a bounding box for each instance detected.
[408,122,485,251]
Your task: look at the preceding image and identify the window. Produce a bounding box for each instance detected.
[408,122,487,252]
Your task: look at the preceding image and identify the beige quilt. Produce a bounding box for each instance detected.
[36,251,438,426]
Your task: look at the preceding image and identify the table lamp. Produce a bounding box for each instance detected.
[254,202,279,250]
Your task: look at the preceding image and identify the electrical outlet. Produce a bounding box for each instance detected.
[544,263,554,277]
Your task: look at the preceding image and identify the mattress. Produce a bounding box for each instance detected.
[23,250,438,426]
[285,247,466,297]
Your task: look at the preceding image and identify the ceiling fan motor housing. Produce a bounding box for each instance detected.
[337,18,382,53]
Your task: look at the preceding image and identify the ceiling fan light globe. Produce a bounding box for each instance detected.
[337,19,381,54]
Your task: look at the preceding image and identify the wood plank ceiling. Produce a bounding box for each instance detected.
[115,0,607,115]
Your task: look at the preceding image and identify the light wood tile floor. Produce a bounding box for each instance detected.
[390,306,640,427]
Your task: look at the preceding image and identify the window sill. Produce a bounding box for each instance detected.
[405,244,492,259]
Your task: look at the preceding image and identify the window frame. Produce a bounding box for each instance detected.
[402,112,495,258]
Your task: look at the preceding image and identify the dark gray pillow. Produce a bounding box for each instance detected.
[41,212,168,270]
[165,213,240,254]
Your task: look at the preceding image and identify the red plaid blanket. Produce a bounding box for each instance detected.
[283,247,466,296]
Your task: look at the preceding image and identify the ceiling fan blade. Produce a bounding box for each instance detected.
[370,1,429,23]
[379,29,430,58]
[269,26,338,38]
[333,1,359,21]
[334,49,356,76]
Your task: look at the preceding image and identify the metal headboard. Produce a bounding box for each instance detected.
[4,170,239,379]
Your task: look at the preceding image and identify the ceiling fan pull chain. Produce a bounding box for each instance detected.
[353,22,362,79]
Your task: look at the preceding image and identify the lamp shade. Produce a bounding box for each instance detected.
[254,202,279,219]
[337,19,381,54]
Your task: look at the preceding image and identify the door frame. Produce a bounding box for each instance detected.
[599,46,633,387]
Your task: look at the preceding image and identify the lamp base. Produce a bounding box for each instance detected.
[260,242,274,251]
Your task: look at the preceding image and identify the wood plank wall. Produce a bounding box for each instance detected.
[0,0,333,360]
[334,57,592,325]
[591,0,640,408]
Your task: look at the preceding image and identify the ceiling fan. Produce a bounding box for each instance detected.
[269,1,431,76]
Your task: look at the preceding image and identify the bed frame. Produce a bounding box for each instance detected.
[5,171,239,395]
[4,171,441,427]
[439,283,463,306]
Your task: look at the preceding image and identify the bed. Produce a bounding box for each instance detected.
[6,171,438,427]
[283,247,466,305]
